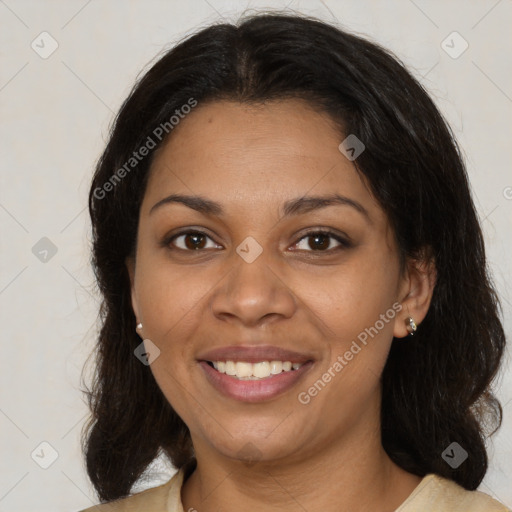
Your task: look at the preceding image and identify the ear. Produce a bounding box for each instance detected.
[126,256,140,322]
[394,249,437,338]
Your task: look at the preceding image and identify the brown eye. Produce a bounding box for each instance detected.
[184,233,206,250]
[308,233,331,250]
[292,231,350,252]
[170,231,220,251]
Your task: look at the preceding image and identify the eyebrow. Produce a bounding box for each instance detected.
[149,193,371,222]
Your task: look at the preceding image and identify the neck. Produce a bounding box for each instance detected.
[181,404,421,512]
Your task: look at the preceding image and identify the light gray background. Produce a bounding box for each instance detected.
[1,1,511,510]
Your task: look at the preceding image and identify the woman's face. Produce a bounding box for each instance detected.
[128,99,420,465]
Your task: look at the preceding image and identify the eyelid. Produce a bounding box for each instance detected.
[162,227,223,251]
[174,233,220,250]
[290,228,352,252]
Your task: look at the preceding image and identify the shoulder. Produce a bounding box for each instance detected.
[398,473,511,512]
[76,469,185,512]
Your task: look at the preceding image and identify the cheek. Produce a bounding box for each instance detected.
[296,261,400,422]
[136,253,213,343]
[295,252,400,346]
[134,257,212,422]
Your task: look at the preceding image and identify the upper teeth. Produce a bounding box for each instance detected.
[212,360,302,379]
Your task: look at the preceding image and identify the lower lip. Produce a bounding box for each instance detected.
[199,361,313,403]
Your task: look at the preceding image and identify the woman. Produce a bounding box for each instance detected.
[79,13,509,512]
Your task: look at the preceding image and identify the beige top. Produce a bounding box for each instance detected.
[79,468,510,512]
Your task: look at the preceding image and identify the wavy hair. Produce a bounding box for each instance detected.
[82,13,506,502]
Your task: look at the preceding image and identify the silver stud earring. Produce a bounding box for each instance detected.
[405,317,417,336]
[136,322,143,331]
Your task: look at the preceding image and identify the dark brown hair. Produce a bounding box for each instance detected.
[82,12,506,503]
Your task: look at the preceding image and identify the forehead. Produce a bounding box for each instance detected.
[142,99,382,221]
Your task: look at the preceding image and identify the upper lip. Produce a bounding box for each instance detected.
[197,345,313,364]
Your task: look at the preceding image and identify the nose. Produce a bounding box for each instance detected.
[210,252,297,328]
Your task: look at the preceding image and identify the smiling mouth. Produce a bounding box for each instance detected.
[199,357,314,402]
[206,360,304,380]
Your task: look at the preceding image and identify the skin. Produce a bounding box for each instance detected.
[126,99,436,512]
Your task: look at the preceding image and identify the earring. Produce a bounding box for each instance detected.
[405,317,417,335]
[136,322,143,331]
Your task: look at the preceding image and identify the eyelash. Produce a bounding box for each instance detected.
[163,229,352,254]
